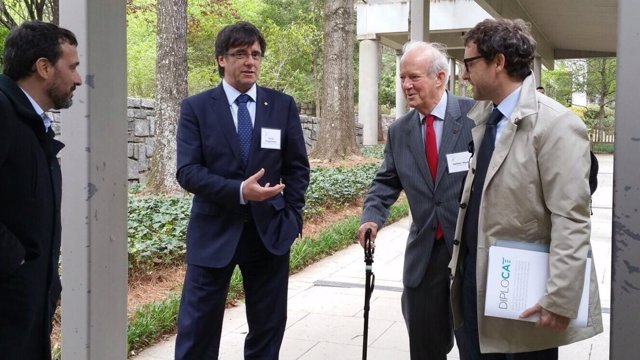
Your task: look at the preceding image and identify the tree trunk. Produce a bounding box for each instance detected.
[147,0,187,194]
[310,0,357,160]
[51,0,59,25]
[312,50,322,117]
[596,59,607,123]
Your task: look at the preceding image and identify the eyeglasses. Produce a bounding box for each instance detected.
[463,55,484,73]
[225,51,263,61]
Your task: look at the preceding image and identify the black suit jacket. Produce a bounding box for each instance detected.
[0,74,64,359]
[176,84,310,267]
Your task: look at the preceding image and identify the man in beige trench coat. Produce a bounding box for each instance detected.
[448,18,603,359]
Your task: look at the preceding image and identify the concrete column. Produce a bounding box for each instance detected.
[410,0,430,42]
[611,0,640,357]
[395,49,408,118]
[448,58,456,94]
[457,61,467,97]
[60,1,128,359]
[358,35,379,145]
[533,56,542,86]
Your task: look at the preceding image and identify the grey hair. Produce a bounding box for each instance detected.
[402,41,450,83]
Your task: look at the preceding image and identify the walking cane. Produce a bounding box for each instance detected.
[362,228,375,360]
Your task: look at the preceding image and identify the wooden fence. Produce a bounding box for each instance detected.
[589,128,615,144]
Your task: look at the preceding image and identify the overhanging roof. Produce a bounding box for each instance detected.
[358,0,618,69]
[474,0,617,61]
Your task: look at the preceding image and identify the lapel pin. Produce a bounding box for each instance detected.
[264,101,268,106]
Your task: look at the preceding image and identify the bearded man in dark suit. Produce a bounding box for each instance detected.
[0,20,82,360]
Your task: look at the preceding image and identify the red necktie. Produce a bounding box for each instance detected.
[425,114,443,240]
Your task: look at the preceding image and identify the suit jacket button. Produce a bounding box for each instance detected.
[460,203,467,209]
[435,201,442,206]
[453,240,460,245]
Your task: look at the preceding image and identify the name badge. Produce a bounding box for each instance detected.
[261,128,281,150]
[446,151,472,173]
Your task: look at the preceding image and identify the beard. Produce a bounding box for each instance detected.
[47,81,75,110]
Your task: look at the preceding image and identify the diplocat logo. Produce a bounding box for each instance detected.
[498,257,511,309]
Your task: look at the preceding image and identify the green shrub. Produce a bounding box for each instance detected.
[127,161,383,273]
[128,196,191,271]
[360,144,385,159]
[592,143,614,154]
[304,163,380,218]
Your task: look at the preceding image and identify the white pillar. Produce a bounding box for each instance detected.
[410,0,430,42]
[448,58,456,94]
[60,1,128,359]
[533,56,542,86]
[458,61,467,97]
[358,35,379,145]
[395,49,408,118]
[612,0,640,357]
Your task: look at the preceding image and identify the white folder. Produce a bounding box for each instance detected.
[484,240,590,327]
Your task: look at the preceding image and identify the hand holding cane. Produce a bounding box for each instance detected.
[362,228,375,360]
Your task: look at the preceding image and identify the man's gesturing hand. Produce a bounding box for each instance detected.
[242,168,285,202]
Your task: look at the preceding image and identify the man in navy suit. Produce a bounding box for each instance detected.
[358,42,474,359]
[175,21,310,360]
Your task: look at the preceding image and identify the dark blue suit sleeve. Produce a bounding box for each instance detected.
[176,97,242,205]
[361,126,403,228]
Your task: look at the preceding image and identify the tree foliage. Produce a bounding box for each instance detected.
[0,0,58,29]
[542,58,616,129]
[378,45,397,110]
[541,61,574,107]
[127,0,324,106]
[127,0,157,97]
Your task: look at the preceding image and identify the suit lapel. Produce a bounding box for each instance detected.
[436,94,463,184]
[405,110,433,189]
[209,85,244,165]
[485,114,517,188]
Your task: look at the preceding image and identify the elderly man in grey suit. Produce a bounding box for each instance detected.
[358,42,474,359]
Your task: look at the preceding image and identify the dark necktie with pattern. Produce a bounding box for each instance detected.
[235,94,253,166]
[462,106,503,256]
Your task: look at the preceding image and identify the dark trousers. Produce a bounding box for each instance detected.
[0,251,55,360]
[401,239,462,360]
[461,253,558,360]
[175,222,290,360]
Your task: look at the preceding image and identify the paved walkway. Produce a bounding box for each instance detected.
[133,154,613,360]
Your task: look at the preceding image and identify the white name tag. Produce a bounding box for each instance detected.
[261,128,281,150]
[446,151,471,173]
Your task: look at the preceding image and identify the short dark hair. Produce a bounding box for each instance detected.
[3,20,78,81]
[536,86,545,90]
[463,18,536,81]
[214,21,266,77]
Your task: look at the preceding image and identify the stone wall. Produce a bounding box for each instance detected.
[53,98,396,183]
[127,98,157,183]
